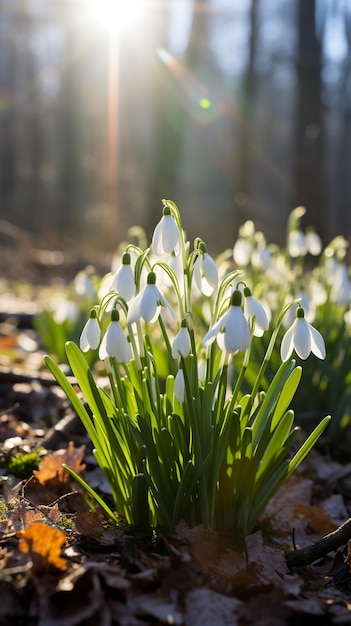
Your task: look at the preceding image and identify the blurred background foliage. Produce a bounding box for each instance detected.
[0,0,350,273]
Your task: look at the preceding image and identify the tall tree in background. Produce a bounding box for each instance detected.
[58,8,81,237]
[234,0,258,228]
[294,0,324,236]
[145,0,184,233]
[146,0,215,234]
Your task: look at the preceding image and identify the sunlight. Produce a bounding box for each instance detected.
[87,0,143,32]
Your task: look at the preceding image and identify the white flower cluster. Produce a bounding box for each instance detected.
[79,204,326,403]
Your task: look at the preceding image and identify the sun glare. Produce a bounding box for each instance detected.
[87,0,143,32]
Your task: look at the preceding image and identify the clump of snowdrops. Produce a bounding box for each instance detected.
[233,205,351,442]
[45,201,330,535]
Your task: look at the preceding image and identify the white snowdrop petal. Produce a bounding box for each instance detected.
[192,258,203,292]
[280,325,294,362]
[127,290,143,324]
[116,266,135,301]
[99,333,108,360]
[140,286,159,322]
[223,307,250,353]
[80,322,90,352]
[172,327,191,359]
[201,276,215,297]
[151,220,164,256]
[309,324,326,360]
[288,231,306,257]
[244,296,269,331]
[202,312,228,347]
[162,215,179,253]
[305,232,322,255]
[87,318,101,350]
[203,253,218,288]
[157,287,176,319]
[293,318,311,360]
[174,369,185,403]
[233,239,252,266]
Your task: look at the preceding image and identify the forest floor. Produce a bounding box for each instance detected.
[2,255,351,625]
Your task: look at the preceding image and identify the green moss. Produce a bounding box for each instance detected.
[7,449,42,479]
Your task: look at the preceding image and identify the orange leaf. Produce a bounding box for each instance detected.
[19,522,67,573]
[294,503,337,535]
[33,441,86,486]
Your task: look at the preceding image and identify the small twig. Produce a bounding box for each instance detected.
[0,367,77,387]
[285,517,351,568]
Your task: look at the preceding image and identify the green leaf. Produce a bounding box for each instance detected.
[62,464,118,524]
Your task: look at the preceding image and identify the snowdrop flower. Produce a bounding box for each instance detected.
[80,309,101,352]
[53,298,79,325]
[203,290,250,354]
[233,238,253,266]
[305,230,322,256]
[172,320,191,359]
[243,287,269,337]
[331,263,351,304]
[251,245,272,271]
[108,252,135,302]
[99,309,132,363]
[174,369,185,403]
[288,230,307,257]
[127,271,175,324]
[281,306,326,362]
[152,206,180,256]
[193,242,218,296]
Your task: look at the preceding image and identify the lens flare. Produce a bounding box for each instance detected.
[87,0,142,31]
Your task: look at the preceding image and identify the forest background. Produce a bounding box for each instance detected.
[0,0,350,266]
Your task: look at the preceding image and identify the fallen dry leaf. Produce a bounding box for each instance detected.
[18,521,67,573]
[293,503,338,535]
[33,441,86,486]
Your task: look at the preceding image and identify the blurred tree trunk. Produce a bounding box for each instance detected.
[145,0,183,233]
[337,7,351,239]
[234,0,258,228]
[146,0,216,234]
[0,5,16,222]
[293,0,324,236]
[58,14,81,237]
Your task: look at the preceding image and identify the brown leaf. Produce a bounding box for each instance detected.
[73,510,122,545]
[18,521,67,574]
[33,441,86,486]
[184,588,242,626]
[294,503,338,535]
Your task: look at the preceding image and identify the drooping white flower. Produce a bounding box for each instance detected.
[108,252,135,302]
[74,267,96,299]
[305,230,322,256]
[331,262,351,304]
[251,245,272,270]
[99,310,132,363]
[174,369,185,403]
[233,239,252,266]
[288,230,307,258]
[80,309,101,352]
[53,298,79,325]
[152,206,180,256]
[203,290,250,354]
[243,287,269,337]
[193,242,218,296]
[281,307,326,362]
[172,321,191,359]
[127,271,175,324]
